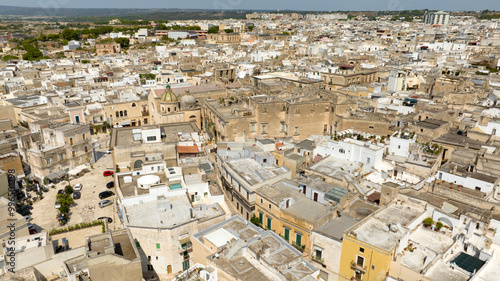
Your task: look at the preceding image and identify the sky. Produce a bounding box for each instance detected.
[3,0,500,11]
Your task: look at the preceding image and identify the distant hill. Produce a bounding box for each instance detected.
[0,5,249,21]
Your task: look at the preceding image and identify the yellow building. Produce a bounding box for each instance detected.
[338,201,426,281]
[255,182,337,254]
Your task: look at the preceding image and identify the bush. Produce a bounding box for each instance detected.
[65,185,74,195]
[436,221,443,230]
[49,220,104,235]
[423,217,434,227]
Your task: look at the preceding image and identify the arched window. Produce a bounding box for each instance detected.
[120,111,123,117]
[124,110,128,116]
[116,112,119,117]
[131,103,136,107]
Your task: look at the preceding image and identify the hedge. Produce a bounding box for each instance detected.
[49,220,104,235]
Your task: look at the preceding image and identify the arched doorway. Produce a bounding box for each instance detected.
[133,160,143,170]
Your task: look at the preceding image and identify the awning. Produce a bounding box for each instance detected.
[46,170,67,181]
[68,165,88,176]
[177,144,199,154]
[120,121,131,126]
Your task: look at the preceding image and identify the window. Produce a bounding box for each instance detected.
[398,145,401,149]
[261,124,267,134]
[296,233,302,246]
[421,129,423,132]
[59,153,64,160]
[260,198,263,204]
[356,255,365,267]
[366,157,371,164]
[475,187,481,192]
[72,151,76,157]
[120,111,123,117]
[69,138,73,145]
[281,122,286,132]
[45,158,51,165]
[148,256,151,262]
[360,247,364,253]
[268,203,271,210]
[147,136,157,141]
[156,243,160,250]
[147,265,153,271]
[259,212,263,224]
[339,148,345,154]
[251,123,256,132]
[267,217,272,229]
[84,146,88,153]
[82,133,86,139]
[294,126,299,135]
[124,110,127,116]
[182,261,190,271]
[136,242,141,248]
[131,103,136,107]
[369,126,374,129]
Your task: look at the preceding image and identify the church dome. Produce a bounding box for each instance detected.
[180,95,196,106]
[160,86,178,103]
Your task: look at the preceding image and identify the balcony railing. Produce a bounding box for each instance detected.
[312,255,324,264]
[292,242,305,252]
[179,243,193,253]
[351,261,366,273]
[142,111,149,117]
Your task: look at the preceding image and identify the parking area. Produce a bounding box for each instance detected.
[29,135,120,233]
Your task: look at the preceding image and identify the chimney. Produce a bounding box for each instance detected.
[453,165,458,174]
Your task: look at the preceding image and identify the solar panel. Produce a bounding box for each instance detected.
[441,202,458,214]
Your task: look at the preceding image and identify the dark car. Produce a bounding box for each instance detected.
[98,191,114,199]
[73,191,81,199]
[103,171,114,177]
[29,228,37,235]
[19,206,31,216]
[57,189,64,195]
[106,181,114,189]
[98,217,113,223]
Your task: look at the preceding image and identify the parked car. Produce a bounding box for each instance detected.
[99,191,114,199]
[55,202,61,209]
[74,183,82,191]
[106,181,114,189]
[24,215,32,222]
[28,224,35,231]
[103,171,114,177]
[98,217,113,223]
[29,228,37,235]
[98,200,113,208]
[73,191,81,199]
[57,189,64,195]
[106,149,113,154]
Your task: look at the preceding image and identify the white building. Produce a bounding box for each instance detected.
[313,138,384,172]
[388,133,416,158]
[423,11,450,25]
[437,163,498,194]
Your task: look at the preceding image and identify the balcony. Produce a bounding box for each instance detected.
[312,255,324,264]
[292,242,305,252]
[141,111,150,117]
[350,261,366,273]
[179,243,193,253]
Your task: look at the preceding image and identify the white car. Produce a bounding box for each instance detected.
[55,202,61,209]
[74,183,82,191]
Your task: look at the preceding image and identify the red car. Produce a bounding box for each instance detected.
[103,171,114,177]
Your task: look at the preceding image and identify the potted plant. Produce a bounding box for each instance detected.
[436,221,443,232]
[423,217,434,228]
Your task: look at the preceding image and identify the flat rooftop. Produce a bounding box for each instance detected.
[226,158,289,186]
[117,172,168,198]
[123,195,223,228]
[316,215,359,241]
[112,122,199,147]
[414,119,448,129]
[350,203,424,252]
[308,157,362,180]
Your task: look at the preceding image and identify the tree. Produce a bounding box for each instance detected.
[423,217,434,227]
[247,25,254,32]
[56,193,74,207]
[250,214,261,226]
[224,29,234,34]
[61,29,80,41]
[208,26,219,34]
[64,185,74,195]
[114,37,130,48]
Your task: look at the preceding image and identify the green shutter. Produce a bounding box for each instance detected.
[284,228,290,241]
[296,234,302,246]
[259,212,263,224]
[267,217,272,230]
[136,242,141,248]
[156,243,160,250]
